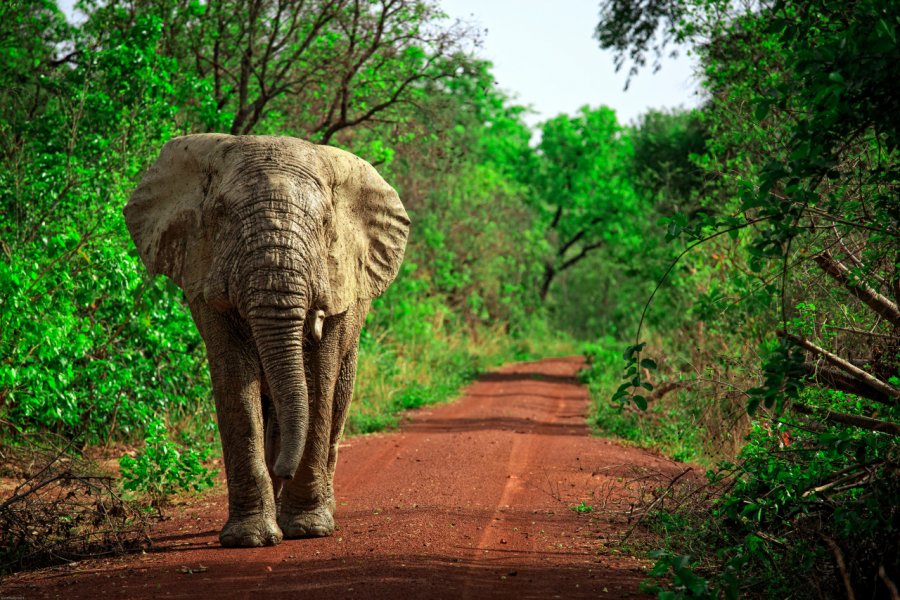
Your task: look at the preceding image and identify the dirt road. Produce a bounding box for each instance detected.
[4,357,688,599]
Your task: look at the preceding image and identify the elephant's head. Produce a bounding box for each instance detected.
[123,134,409,480]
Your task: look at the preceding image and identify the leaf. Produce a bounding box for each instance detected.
[640,358,657,369]
[632,395,648,410]
[747,397,761,416]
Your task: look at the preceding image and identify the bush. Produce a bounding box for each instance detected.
[118,418,217,508]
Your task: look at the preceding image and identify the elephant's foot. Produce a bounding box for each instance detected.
[278,505,334,538]
[220,514,283,547]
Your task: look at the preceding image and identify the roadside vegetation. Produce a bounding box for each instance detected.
[1,0,896,596]
[582,1,899,597]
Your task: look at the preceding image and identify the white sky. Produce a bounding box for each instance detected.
[440,0,702,127]
[57,0,703,127]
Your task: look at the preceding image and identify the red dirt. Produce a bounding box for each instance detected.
[3,356,691,599]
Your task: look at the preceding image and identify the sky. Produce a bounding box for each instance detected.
[440,0,702,127]
[57,0,702,127]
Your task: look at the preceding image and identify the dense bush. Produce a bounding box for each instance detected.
[591,0,900,596]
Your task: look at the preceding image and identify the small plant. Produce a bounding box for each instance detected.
[571,501,594,514]
[643,551,724,600]
[119,418,217,507]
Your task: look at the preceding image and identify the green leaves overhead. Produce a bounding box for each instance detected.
[79,0,481,155]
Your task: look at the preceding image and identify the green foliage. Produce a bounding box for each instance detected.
[630,109,707,211]
[528,106,642,304]
[119,418,216,506]
[644,552,721,600]
[350,285,574,435]
[641,408,899,598]
[570,501,594,514]
[584,338,704,463]
[544,108,707,341]
[0,3,211,446]
[595,0,900,596]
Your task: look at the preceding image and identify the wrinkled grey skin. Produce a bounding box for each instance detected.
[124,134,409,547]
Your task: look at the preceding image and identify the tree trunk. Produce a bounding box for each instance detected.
[540,264,556,302]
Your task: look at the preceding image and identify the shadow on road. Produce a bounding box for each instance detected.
[403,415,587,436]
[475,371,582,386]
[23,551,648,600]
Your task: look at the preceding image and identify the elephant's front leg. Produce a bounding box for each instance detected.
[190,302,282,547]
[325,300,369,505]
[278,301,368,538]
[324,342,361,511]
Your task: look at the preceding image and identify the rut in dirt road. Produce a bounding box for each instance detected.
[5,357,690,600]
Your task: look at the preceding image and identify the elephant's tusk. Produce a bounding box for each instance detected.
[313,310,325,341]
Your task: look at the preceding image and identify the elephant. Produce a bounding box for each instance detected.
[124,133,409,547]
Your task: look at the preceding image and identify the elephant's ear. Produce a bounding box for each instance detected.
[320,146,410,316]
[124,134,229,299]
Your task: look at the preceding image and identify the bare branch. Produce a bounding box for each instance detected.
[779,330,899,403]
[813,251,900,327]
[558,240,605,273]
[788,402,900,437]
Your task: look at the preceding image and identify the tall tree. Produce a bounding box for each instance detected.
[530,106,639,301]
[83,0,479,146]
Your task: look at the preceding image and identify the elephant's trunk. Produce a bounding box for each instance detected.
[244,246,309,479]
[249,306,308,480]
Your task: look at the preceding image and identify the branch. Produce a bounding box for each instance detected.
[779,331,899,403]
[621,468,693,542]
[814,251,900,327]
[802,462,879,498]
[49,49,80,66]
[820,535,856,600]
[796,362,893,406]
[648,380,691,402]
[557,215,604,257]
[788,402,900,437]
[878,565,899,600]
[558,240,604,273]
[633,216,773,347]
[817,323,898,340]
[829,222,888,287]
[549,204,563,229]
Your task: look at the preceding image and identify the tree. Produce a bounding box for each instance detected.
[530,106,639,301]
[629,109,706,213]
[83,0,480,149]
